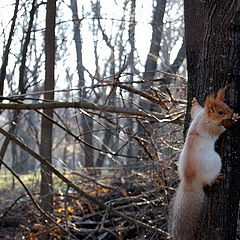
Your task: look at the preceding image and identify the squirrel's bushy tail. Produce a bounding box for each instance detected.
[168,181,206,240]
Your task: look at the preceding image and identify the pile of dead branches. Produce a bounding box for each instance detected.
[0,168,176,240]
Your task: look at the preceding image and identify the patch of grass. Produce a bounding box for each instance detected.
[0,168,117,196]
[0,169,85,194]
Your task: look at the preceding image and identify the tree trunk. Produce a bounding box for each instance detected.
[162,38,186,85]
[70,0,94,168]
[183,0,205,132]
[142,0,166,87]
[40,0,56,213]
[19,0,37,94]
[185,0,240,239]
[93,0,117,168]
[168,38,186,75]
[126,0,136,165]
[0,0,19,98]
[136,0,166,162]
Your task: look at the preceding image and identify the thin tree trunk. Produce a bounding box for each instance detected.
[70,0,94,168]
[72,142,76,169]
[19,0,37,94]
[139,0,166,112]
[142,0,166,91]
[126,0,136,165]
[136,0,166,160]
[11,134,17,190]
[40,0,56,213]
[162,38,186,88]
[70,0,84,93]
[168,38,186,74]
[0,0,20,98]
[94,0,117,168]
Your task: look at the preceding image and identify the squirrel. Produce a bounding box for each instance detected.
[168,86,239,240]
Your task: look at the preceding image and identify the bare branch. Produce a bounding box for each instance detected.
[0,100,184,122]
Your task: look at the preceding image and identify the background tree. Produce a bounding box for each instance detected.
[40,0,56,213]
[141,0,166,105]
[70,0,95,168]
[0,0,19,98]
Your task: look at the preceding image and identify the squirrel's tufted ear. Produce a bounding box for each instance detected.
[216,85,229,102]
[204,95,215,114]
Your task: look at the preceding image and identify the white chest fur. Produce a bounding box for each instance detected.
[196,136,222,185]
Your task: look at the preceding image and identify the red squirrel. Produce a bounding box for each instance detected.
[169,86,239,240]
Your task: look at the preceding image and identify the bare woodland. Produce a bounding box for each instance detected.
[0,0,239,239]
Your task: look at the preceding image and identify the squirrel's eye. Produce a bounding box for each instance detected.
[218,111,224,115]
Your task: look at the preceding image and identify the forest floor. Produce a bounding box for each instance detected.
[1,169,239,240]
[0,168,171,240]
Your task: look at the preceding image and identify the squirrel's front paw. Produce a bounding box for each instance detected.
[222,113,240,129]
[213,174,224,185]
[232,113,240,121]
[192,97,199,106]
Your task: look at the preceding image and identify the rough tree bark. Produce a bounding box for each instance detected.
[40,0,56,213]
[184,0,205,132]
[184,0,240,239]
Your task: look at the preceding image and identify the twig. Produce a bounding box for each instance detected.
[102,227,122,240]
[0,194,26,219]
[64,185,71,235]
[112,197,164,211]
[117,83,168,110]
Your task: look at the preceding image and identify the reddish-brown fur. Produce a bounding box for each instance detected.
[183,134,199,184]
